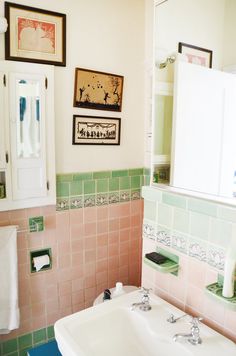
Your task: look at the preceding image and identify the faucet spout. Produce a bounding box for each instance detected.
[173,333,192,342]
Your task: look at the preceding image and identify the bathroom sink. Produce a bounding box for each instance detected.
[55,291,236,356]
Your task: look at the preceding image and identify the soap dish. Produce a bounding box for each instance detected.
[143,248,179,275]
[205,283,236,310]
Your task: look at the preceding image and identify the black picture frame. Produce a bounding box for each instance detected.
[178,42,212,68]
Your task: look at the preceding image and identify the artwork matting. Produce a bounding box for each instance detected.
[72,115,121,145]
[5,2,66,66]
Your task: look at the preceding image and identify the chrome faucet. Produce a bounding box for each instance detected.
[167,313,188,323]
[131,287,152,311]
[173,317,203,345]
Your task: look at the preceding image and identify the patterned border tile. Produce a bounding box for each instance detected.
[207,244,225,271]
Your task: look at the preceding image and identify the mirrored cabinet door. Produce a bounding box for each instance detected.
[9,72,47,200]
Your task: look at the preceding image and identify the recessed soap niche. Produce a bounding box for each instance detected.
[30,248,52,273]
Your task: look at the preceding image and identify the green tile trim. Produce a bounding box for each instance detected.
[93,171,111,179]
[73,172,93,181]
[84,180,95,194]
[109,178,119,191]
[112,170,128,177]
[188,198,217,217]
[2,339,18,354]
[70,181,83,196]
[47,326,55,339]
[162,192,186,209]
[120,176,130,190]
[56,182,69,197]
[33,328,47,344]
[129,168,144,176]
[131,176,141,189]
[96,179,109,193]
[18,334,32,350]
[56,173,73,182]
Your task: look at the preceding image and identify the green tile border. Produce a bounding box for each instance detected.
[56,168,147,211]
[0,326,55,356]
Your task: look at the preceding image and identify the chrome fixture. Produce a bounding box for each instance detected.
[167,313,188,323]
[131,287,152,312]
[158,55,176,69]
[173,317,203,345]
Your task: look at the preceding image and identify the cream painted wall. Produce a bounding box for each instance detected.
[223,0,236,67]
[155,0,226,82]
[0,0,146,173]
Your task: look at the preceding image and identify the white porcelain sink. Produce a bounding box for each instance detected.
[55,290,236,356]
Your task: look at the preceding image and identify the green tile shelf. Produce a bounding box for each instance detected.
[205,283,236,310]
[144,248,179,275]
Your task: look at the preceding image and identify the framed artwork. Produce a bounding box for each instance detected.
[74,68,124,111]
[5,2,66,66]
[178,42,212,68]
[72,115,121,145]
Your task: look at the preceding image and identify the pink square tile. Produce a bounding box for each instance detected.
[109,218,120,231]
[97,206,108,221]
[96,260,108,273]
[84,222,97,237]
[203,298,225,325]
[119,265,128,278]
[59,281,72,296]
[186,285,205,313]
[130,199,143,214]
[119,217,130,230]
[72,291,84,305]
[97,220,109,234]
[109,256,119,270]
[46,299,59,313]
[119,254,129,266]
[84,262,96,277]
[47,311,60,325]
[84,287,96,301]
[0,211,10,222]
[84,207,97,223]
[59,294,72,309]
[120,229,130,242]
[188,259,207,288]
[17,233,27,250]
[57,268,73,282]
[97,246,108,260]
[70,224,85,240]
[97,233,108,247]
[108,270,119,287]
[31,302,46,318]
[44,215,56,230]
[119,203,131,217]
[46,284,58,300]
[9,209,26,220]
[96,271,108,285]
[70,209,84,225]
[72,303,85,313]
[224,309,236,332]
[72,278,84,293]
[130,226,142,240]
[129,239,139,251]
[41,205,56,215]
[71,265,84,279]
[18,249,28,265]
[108,205,120,219]
[60,307,72,318]
[131,214,141,226]
[72,252,84,266]
[56,211,70,228]
[84,236,96,250]
[58,241,71,256]
[71,239,84,252]
[109,231,119,244]
[120,241,129,255]
[85,275,96,288]
[19,306,31,322]
[109,243,119,257]
[85,250,96,263]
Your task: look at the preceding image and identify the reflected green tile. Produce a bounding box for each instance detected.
[84,180,95,194]
[128,168,144,176]
[96,179,109,193]
[158,203,173,226]
[188,198,217,217]
[5,352,18,356]
[70,181,83,196]
[47,325,55,339]
[56,173,73,182]
[33,328,46,344]
[73,172,93,181]
[162,192,186,209]
[218,206,236,223]
[18,334,32,350]
[56,182,69,197]
[173,208,189,234]
[19,348,29,356]
[190,212,209,240]
[2,339,17,354]
[144,200,157,221]
[209,218,232,248]
[109,178,119,191]
[112,170,128,177]
[93,171,111,179]
[142,186,162,202]
[120,176,130,190]
[131,176,140,189]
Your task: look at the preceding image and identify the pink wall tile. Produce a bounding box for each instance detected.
[97,206,108,221]
[84,207,97,223]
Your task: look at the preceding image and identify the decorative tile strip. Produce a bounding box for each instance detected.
[56,198,69,211]
[156,225,171,246]
[171,231,188,254]
[189,238,207,262]
[96,194,108,206]
[142,221,156,240]
[207,244,225,271]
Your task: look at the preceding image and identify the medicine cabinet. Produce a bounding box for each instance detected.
[0,61,55,211]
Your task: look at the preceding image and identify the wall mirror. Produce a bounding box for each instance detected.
[153,0,236,204]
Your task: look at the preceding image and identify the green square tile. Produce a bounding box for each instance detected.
[47,326,55,339]
[173,208,189,234]
[84,180,95,194]
[162,192,186,209]
[96,179,109,193]
[19,348,29,356]
[2,339,17,354]
[188,198,217,217]
[209,218,232,248]
[144,200,157,221]
[29,216,44,232]
[18,334,32,350]
[128,168,144,176]
[120,176,130,190]
[190,212,209,240]
[33,328,46,345]
[73,172,93,181]
[217,206,236,223]
[131,176,140,189]
[6,352,18,356]
[56,182,69,197]
[56,173,73,182]
[93,171,111,179]
[112,170,128,177]
[158,203,173,226]
[109,178,119,191]
[70,181,83,196]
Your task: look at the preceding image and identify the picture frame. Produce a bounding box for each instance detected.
[5,2,66,66]
[72,115,121,145]
[73,68,124,111]
[178,42,212,68]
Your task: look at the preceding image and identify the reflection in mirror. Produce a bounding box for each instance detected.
[17,79,41,158]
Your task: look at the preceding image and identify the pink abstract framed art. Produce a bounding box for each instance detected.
[178,42,212,68]
[5,2,66,66]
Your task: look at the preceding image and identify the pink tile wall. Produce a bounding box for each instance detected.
[0,200,143,341]
[142,239,236,343]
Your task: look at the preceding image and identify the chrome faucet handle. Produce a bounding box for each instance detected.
[167,313,188,323]
[139,287,152,295]
[190,316,203,326]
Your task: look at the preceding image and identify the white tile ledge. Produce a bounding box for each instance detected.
[142,185,236,208]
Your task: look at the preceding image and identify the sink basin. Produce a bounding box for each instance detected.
[55,290,236,356]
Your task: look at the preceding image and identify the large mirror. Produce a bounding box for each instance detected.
[153,0,236,202]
